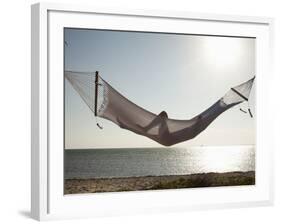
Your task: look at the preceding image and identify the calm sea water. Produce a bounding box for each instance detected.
[64,146,255,179]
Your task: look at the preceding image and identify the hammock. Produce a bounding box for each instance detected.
[65,71,255,146]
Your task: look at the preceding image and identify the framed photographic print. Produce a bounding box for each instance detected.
[31,2,274,221]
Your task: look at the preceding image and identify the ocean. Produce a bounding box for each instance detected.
[64,146,255,179]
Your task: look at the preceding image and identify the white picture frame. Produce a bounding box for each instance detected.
[31,2,274,221]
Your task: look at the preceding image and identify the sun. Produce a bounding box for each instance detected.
[202,36,244,69]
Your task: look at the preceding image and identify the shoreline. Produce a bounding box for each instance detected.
[65,171,255,194]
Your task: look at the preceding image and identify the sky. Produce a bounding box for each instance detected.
[64,28,255,149]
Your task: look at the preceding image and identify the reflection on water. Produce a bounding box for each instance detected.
[185,146,255,174]
[65,145,255,179]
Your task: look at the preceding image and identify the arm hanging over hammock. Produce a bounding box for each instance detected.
[65,71,255,147]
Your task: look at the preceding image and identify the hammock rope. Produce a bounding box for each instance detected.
[240,108,247,113]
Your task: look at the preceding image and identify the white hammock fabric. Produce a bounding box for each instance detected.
[65,71,255,146]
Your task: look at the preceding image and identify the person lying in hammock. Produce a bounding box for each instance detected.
[115,77,255,146]
[116,98,240,146]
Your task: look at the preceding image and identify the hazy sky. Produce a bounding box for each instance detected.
[64,28,255,149]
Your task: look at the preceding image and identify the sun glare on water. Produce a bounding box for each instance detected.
[194,146,255,173]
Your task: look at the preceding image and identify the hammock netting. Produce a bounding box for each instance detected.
[65,71,255,146]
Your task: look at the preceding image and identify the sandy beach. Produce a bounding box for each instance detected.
[64,171,255,194]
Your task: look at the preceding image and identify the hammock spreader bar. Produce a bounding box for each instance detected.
[94,71,104,129]
[231,88,248,101]
[94,71,99,117]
